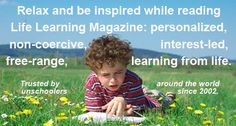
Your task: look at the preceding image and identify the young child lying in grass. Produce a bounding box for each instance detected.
[84,35,175,117]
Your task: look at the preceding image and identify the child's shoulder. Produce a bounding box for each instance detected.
[85,72,102,91]
[125,69,142,83]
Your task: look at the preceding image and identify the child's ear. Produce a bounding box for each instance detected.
[94,72,98,77]
[92,70,98,77]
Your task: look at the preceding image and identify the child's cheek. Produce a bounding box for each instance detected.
[100,79,110,87]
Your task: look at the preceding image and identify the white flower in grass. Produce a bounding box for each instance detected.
[1,113,8,119]
[68,102,75,106]
[2,121,8,125]
[3,97,9,102]
[1,95,9,102]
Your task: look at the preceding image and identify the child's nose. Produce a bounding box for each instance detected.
[110,75,117,82]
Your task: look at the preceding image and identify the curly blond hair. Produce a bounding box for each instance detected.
[85,35,133,71]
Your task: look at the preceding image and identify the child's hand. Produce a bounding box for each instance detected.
[102,96,126,117]
[125,104,133,116]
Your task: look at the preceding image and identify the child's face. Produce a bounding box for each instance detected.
[95,62,126,91]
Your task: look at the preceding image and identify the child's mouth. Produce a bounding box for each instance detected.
[109,85,119,90]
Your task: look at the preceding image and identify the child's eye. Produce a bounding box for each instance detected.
[115,71,123,75]
[102,74,110,77]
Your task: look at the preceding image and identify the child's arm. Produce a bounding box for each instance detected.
[85,90,106,112]
[85,78,106,112]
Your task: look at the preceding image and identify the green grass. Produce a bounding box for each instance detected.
[0,65,236,126]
